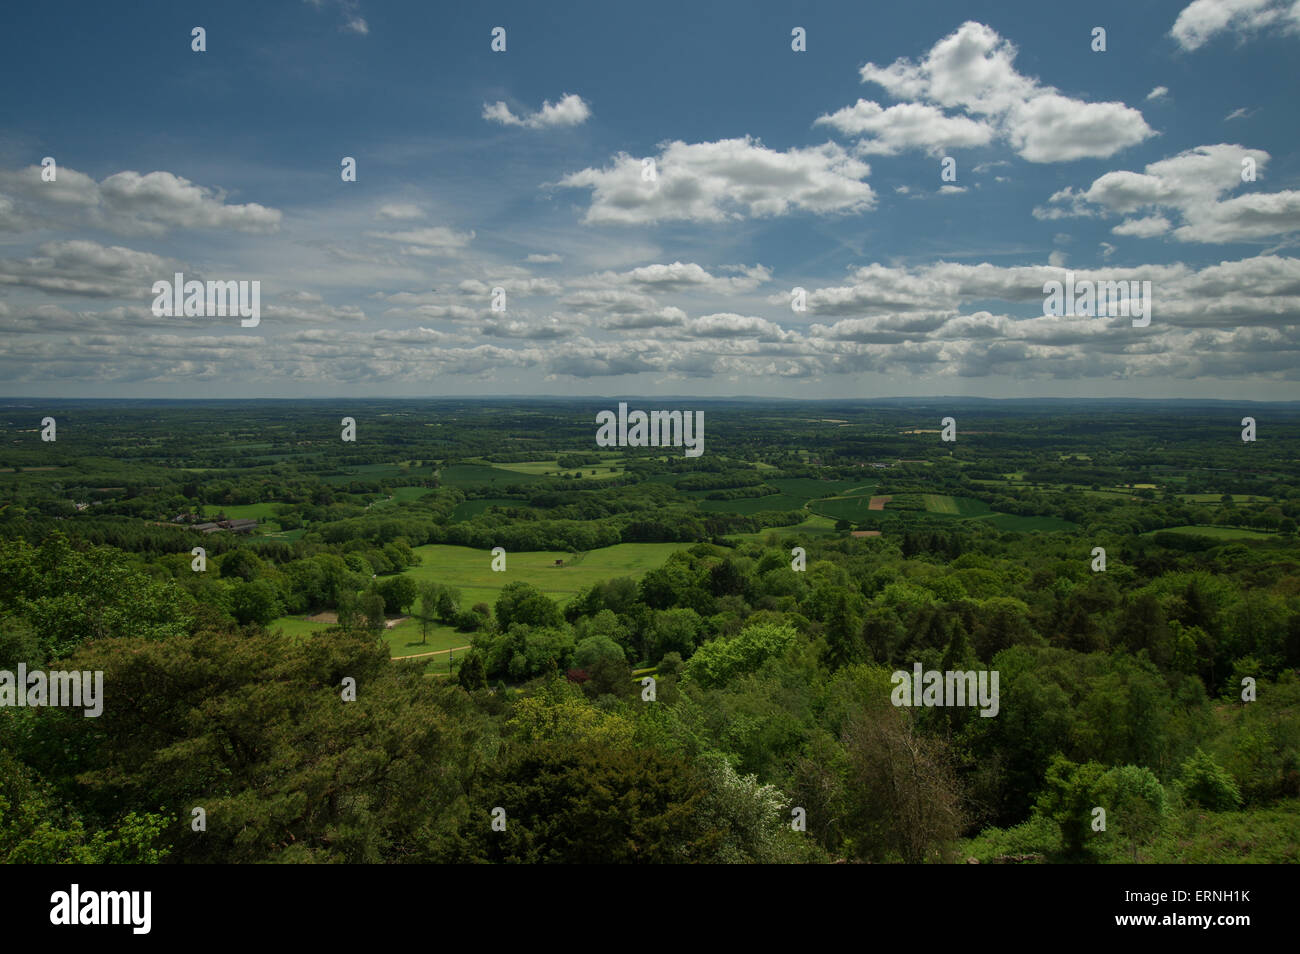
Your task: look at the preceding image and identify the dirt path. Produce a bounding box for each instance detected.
[391,645,471,661]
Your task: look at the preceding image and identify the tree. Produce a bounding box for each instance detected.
[495,581,561,630]
[219,548,265,582]
[574,634,626,670]
[841,701,964,863]
[1098,764,1168,862]
[458,742,722,863]
[1177,749,1242,810]
[49,628,487,863]
[229,578,283,626]
[359,590,386,634]
[684,623,797,689]
[1036,755,1108,859]
[378,574,417,614]
[456,650,488,691]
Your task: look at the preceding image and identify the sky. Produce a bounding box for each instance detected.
[1,0,1298,400]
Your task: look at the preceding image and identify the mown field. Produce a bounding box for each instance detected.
[469,454,626,479]
[403,541,692,608]
[271,612,469,658]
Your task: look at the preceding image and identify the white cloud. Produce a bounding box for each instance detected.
[526,253,562,263]
[1170,0,1300,51]
[483,93,591,129]
[848,22,1153,162]
[814,101,994,155]
[1147,86,1170,101]
[0,239,181,298]
[1113,215,1173,237]
[1035,143,1300,242]
[559,136,875,225]
[573,261,771,294]
[0,165,281,236]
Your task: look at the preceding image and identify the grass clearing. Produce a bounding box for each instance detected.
[923,494,960,514]
[405,541,691,608]
[730,513,840,541]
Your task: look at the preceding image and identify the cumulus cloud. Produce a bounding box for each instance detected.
[483,93,591,129]
[1170,0,1300,51]
[559,137,875,225]
[0,165,281,236]
[572,261,772,294]
[1035,144,1300,242]
[482,314,586,339]
[833,22,1152,162]
[0,239,181,298]
[814,101,994,155]
[1112,215,1173,237]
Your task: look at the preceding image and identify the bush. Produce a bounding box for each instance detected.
[1178,749,1243,810]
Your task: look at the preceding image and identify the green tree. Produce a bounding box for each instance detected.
[1177,748,1242,810]
[459,742,721,863]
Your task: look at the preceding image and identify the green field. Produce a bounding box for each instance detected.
[923,494,957,514]
[698,494,809,514]
[807,495,877,521]
[438,463,545,487]
[403,541,692,608]
[1145,525,1277,540]
[729,513,841,541]
[268,615,324,638]
[381,618,469,657]
[370,486,436,506]
[474,457,626,479]
[270,613,470,658]
[769,478,875,497]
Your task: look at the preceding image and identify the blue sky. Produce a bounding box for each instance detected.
[1,0,1298,399]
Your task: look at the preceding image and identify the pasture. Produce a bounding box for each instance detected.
[403,541,692,608]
